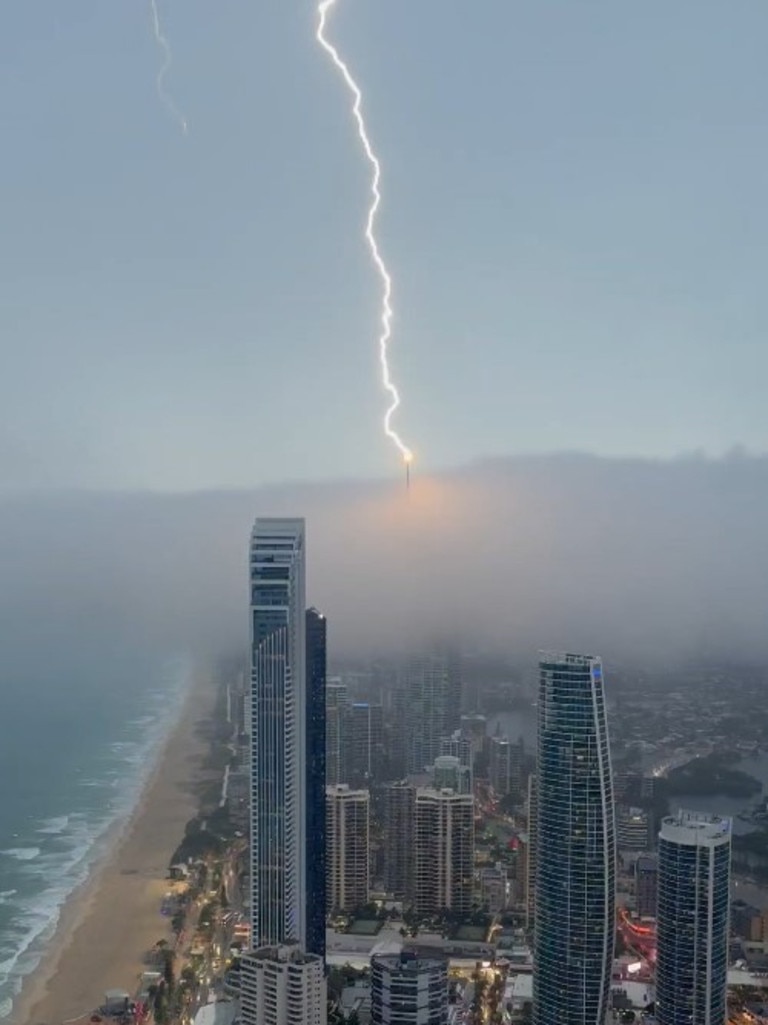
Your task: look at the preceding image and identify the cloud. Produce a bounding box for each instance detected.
[0,452,765,675]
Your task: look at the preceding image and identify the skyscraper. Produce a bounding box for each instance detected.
[240,945,325,1025]
[325,678,348,786]
[414,787,474,917]
[249,518,315,949]
[403,653,462,773]
[440,729,473,771]
[533,653,616,1025]
[371,952,449,1025]
[383,780,416,901]
[326,784,370,912]
[488,738,512,799]
[656,812,731,1025]
[347,701,385,786]
[305,607,327,959]
[635,854,658,919]
[432,755,471,795]
[616,806,652,854]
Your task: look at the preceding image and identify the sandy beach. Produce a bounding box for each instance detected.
[14,675,218,1025]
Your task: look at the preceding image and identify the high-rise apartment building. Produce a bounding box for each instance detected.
[488,736,511,796]
[325,678,348,787]
[479,864,509,914]
[617,806,652,853]
[240,945,325,1025]
[371,952,449,1025]
[459,714,487,763]
[656,812,731,1025]
[414,787,474,917]
[383,780,416,900]
[326,784,370,912]
[533,653,615,1025]
[635,854,658,919]
[388,685,410,780]
[730,899,768,943]
[249,518,321,950]
[403,654,462,774]
[488,736,523,798]
[432,755,471,795]
[348,701,385,786]
[305,608,326,958]
[440,729,473,773]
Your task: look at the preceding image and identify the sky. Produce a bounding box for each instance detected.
[2,1,768,490]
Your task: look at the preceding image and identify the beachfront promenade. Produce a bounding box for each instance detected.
[11,670,240,1025]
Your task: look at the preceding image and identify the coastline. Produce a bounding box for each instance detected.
[12,671,218,1025]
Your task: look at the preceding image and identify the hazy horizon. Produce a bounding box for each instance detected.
[0,445,764,497]
[0,450,766,673]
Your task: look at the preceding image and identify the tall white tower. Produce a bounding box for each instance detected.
[249,518,306,947]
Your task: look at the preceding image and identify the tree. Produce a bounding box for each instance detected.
[327,967,346,999]
[162,948,175,988]
[152,982,168,1025]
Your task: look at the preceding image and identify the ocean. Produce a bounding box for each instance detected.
[0,650,192,1020]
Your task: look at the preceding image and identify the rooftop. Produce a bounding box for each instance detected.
[246,944,323,966]
[372,951,447,973]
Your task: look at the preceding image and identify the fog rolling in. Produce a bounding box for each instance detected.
[0,451,764,674]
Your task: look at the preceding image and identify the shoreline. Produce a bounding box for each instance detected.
[12,670,219,1025]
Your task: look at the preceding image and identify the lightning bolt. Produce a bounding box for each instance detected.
[149,0,188,135]
[316,0,414,468]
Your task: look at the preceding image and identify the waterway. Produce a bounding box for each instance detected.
[487,708,768,842]
[670,753,768,836]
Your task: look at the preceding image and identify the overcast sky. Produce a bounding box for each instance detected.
[2,1,767,491]
[1,454,766,665]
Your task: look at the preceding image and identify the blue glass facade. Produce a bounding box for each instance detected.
[305,607,327,960]
[250,519,306,949]
[656,812,731,1025]
[533,653,615,1025]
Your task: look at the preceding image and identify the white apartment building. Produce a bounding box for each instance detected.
[414,787,474,917]
[326,783,370,912]
[240,944,325,1025]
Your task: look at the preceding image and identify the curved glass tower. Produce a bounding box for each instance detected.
[533,653,615,1025]
[656,811,731,1025]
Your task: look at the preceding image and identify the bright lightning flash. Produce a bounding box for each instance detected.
[316,0,414,470]
[150,0,188,135]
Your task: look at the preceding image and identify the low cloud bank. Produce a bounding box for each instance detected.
[0,452,765,675]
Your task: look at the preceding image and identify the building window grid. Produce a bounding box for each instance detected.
[534,658,614,1025]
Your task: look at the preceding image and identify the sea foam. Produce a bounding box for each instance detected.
[0,850,39,863]
[0,655,192,1020]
